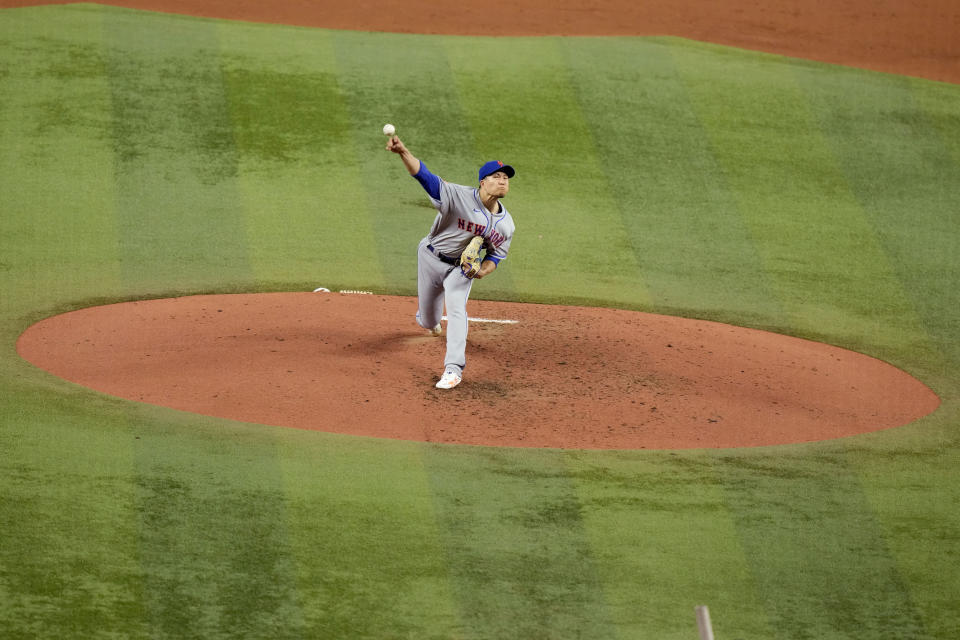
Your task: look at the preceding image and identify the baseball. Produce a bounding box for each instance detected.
[382,123,396,136]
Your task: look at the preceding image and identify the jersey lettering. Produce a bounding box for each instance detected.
[456,218,488,237]
[423,179,514,260]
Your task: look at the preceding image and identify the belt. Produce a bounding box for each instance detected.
[427,243,458,265]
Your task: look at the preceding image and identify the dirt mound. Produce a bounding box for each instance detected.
[17,293,940,449]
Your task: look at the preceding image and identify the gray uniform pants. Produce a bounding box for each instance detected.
[416,237,474,374]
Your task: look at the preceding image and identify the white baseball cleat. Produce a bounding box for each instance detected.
[431,323,443,337]
[435,369,462,389]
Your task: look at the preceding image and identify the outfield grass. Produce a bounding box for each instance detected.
[2,4,959,639]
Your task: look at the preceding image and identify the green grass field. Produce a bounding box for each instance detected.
[2,4,959,638]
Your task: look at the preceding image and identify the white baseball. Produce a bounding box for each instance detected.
[382,123,396,136]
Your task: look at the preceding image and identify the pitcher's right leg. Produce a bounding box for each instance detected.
[415,238,446,331]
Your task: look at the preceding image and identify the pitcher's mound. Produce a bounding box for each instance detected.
[17,293,939,449]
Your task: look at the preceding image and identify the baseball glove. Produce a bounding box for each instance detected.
[459,236,484,278]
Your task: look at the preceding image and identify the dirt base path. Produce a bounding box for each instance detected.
[17,293,940,449]
[2,0,958,84]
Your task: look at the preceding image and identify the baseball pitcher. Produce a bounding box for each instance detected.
[386,134,516,389]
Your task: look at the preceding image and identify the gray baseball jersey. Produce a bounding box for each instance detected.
[425,177,515,263]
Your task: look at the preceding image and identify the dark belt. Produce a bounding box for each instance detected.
[427,243,458,265]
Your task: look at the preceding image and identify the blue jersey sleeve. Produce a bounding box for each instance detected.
[413,162,442,201]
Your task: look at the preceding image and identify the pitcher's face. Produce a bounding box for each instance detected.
[481,171,510,198]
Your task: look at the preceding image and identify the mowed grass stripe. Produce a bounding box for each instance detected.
[560,37,783,321]
[713,450,928,639]
[793,66,960,380]
[672,43,931,354]
[101,8,255,294]
[909,79,960,376]
[123,417,309,638]
[0,5,124,314]
[913,78,960,169]
[421,446,619,640]
[849,436,960,640]
[567,452,775,640]
[442,36,650,306]
[277,437,463,638]
[0,396,160,637]
[219,24,385,290]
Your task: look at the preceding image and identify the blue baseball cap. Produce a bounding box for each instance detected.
[478,160,515,182]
